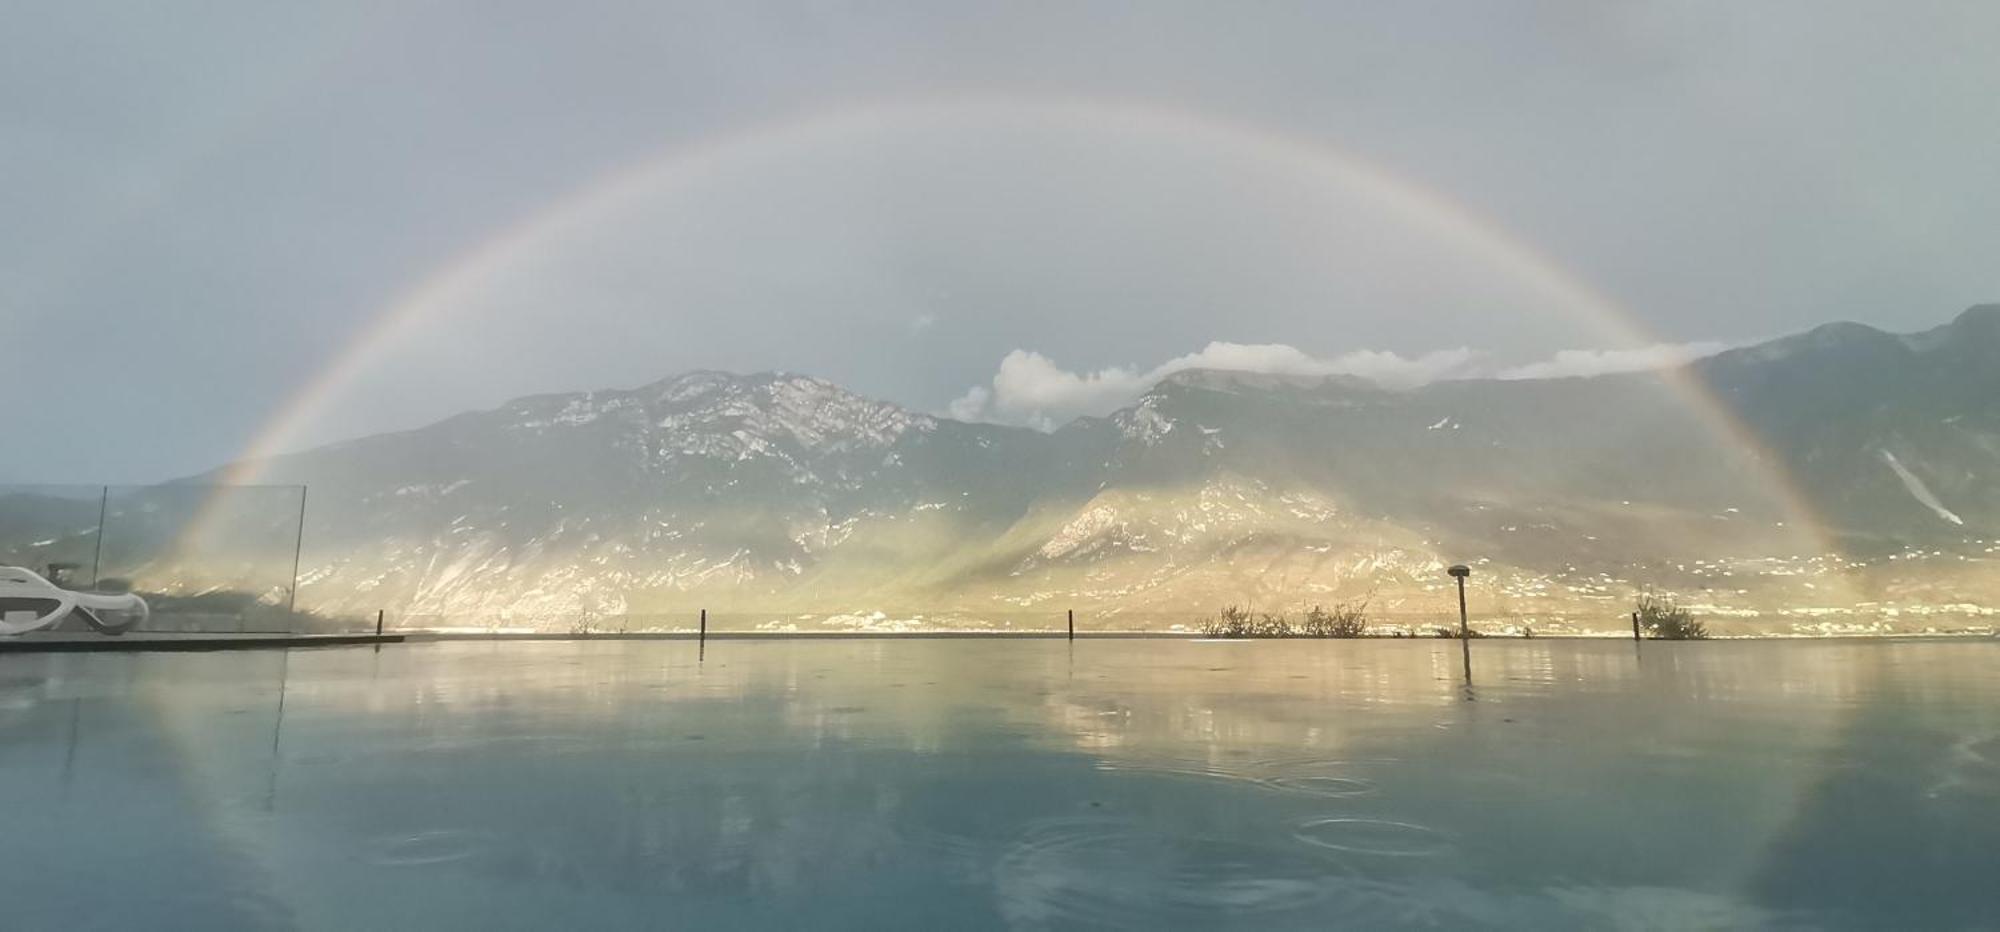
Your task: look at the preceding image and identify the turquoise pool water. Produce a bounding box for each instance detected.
[2,639,1996,929]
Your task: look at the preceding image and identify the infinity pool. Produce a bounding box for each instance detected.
[2,638,1996,929]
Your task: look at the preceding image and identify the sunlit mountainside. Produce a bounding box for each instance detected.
[6,307,1996,633]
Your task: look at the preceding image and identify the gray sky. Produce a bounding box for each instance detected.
[4,1,1996,482]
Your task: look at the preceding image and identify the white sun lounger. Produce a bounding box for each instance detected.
[0,566,149,636]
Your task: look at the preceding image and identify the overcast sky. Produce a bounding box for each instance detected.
[4,1,1996,482]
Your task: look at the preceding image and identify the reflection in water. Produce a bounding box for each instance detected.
[0,639,1995,929]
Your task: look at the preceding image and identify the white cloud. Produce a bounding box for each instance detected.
[1496,342,1726,380]
[950,341,1480,427]
[949,339,1735,428]
[1283,347,1483,389]
[945,384,990,421]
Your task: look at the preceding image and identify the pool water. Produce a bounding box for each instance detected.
[2,639,1996,929]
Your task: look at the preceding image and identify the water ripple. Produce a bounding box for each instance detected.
[994,817,1340,926]
[1292,818,1451,857]
[1095,754,1381,798]
[367,829,493,867]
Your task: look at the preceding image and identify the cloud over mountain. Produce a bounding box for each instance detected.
[950,339,1732,428]
[1497,342,1729,381]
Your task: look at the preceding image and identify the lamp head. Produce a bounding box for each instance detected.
[1447,564,1470,579]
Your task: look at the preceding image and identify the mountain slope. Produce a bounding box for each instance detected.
[1695,304,2000,539]
[6,308,1994,631]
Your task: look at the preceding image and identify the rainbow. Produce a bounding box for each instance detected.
[185,94,1848,593]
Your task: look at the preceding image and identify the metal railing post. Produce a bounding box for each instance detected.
[1449,565,1472,683]
[90,486,108,589]
[285,487,308,616]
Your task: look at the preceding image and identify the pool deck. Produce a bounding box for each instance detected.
[3,628,1984,652]
[0,630,1181,653]
[0,632,406,653]
[407,631,1183,641]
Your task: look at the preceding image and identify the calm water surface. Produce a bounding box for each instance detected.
[2,639,1996,929]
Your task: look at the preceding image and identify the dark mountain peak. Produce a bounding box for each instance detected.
[641,369,840,404]
[1952,303,2000,325]
[643,368,739,397]
[625,370,937,452]
[1798,319,1894,346]
[1888,304,1999,355]
[1941,303,2000,341]
[1701,319,1901,371]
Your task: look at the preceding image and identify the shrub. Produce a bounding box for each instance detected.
[1251,612,1293,638]
[1201,605,1252,637]
[1637,593,1706,639]
[1200,606,1293,638]
[1300,602,1368,638]
[1200,602,1382,638]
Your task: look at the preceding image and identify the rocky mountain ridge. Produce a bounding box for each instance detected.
[4,307,1995,632]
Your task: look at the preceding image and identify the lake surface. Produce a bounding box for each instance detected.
[2,638,1996,929]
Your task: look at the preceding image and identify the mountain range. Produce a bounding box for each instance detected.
[5,306,1996,633]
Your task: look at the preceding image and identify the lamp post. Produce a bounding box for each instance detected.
[1448,564,1472,682]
